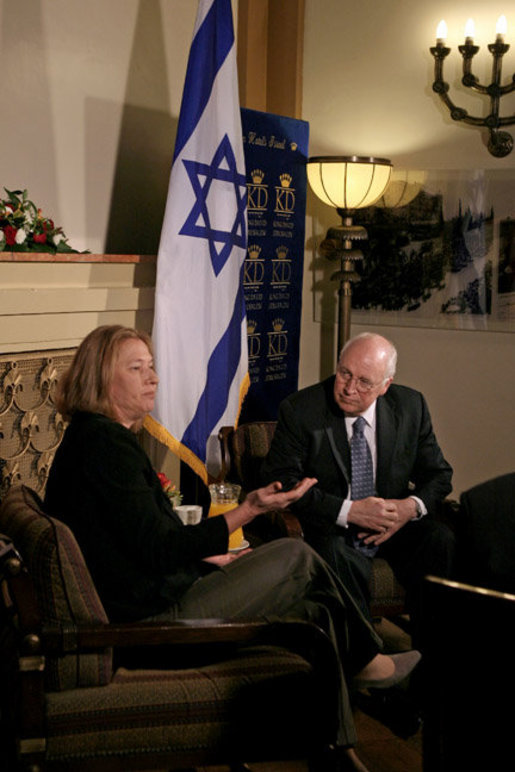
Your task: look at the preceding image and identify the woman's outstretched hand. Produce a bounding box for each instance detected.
[222,478,316,535]
[244,477,317,514]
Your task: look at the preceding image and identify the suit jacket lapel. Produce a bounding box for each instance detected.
[376,394,398,495]
[324,406,351,485]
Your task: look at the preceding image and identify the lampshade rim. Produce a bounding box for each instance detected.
[307,155,392,167]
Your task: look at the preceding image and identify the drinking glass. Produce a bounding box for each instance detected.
[208,482,243,550]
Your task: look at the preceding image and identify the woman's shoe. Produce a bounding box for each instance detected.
[353,650,421,690]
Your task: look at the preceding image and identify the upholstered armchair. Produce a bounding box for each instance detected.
[0,484,340,771]
[218,421,407,619]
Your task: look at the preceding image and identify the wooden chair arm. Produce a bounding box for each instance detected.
[42,618,331,659]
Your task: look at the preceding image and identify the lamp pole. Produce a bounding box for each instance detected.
[319,209,366,354]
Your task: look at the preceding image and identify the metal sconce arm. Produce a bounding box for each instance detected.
[430,37,515,157]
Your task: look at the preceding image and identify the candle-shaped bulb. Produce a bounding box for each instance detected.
[436,19,448,44]
[496,14,507,42]
[464,18,475,42]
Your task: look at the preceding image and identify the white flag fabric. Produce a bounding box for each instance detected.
[145,0,249,484]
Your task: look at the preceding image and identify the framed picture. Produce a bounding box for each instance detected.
[313,169,515,332]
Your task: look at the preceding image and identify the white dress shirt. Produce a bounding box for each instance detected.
[335,401,426,528]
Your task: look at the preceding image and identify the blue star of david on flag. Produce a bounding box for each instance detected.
[180,134,247,276]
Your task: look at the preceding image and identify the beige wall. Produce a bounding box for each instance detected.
[0,0,201,255]
[1,0,514,495]
[301,0,515,496]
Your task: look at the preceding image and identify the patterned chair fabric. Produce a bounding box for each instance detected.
[230,421,278,492]
[0,484,112,691]
[0,484,339,770]
[45,648,319,764]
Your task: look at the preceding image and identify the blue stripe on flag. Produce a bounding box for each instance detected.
[173,0,234,162]
[181,265,247,463]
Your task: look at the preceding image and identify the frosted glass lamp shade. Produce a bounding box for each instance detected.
[307,156,392,210]
[376,169,427,208]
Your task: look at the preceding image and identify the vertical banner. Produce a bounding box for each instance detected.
[240,108,309,422]
[145,0,249,483]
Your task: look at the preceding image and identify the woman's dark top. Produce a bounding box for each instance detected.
[44,412,229,622]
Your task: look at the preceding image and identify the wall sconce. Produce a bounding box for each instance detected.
[307,155,392,353]
[430,16,515,157]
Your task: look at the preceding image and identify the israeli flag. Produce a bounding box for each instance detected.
[145,0,249,483]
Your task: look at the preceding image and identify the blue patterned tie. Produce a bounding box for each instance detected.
[350,416,378,556]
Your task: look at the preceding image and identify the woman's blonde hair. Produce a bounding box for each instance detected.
[57,325,153,421]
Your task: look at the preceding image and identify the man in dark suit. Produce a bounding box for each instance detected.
[262,332,454,645]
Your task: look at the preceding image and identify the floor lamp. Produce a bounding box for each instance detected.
[307,156,392,354]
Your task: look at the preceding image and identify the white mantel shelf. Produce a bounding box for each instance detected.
[1,254,157,354]
[0,252,156,263]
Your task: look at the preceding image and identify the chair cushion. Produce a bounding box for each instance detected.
[369,557,405,612]
[0,484,112,690]
[45,645,321,764]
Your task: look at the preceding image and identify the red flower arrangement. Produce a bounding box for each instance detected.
[0,188,81,253]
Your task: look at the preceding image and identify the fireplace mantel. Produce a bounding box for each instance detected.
[1,253,157,354]
[0,252,156,263]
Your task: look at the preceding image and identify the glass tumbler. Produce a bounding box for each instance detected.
[208,482,243,550]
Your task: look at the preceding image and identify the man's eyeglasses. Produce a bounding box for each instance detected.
[336,367,383,394]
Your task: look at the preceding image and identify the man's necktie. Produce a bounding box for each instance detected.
[350,415,378,556]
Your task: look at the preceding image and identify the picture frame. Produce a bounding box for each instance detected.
[313,168,515,333]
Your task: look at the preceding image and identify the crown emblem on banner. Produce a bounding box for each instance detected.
[279,173,292,188]
[275,246,289,260]
[272,318,285,332]
[251,169,265,184]
[247,319,257,334]
[290,142,298,151]
[247,244,262,259]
